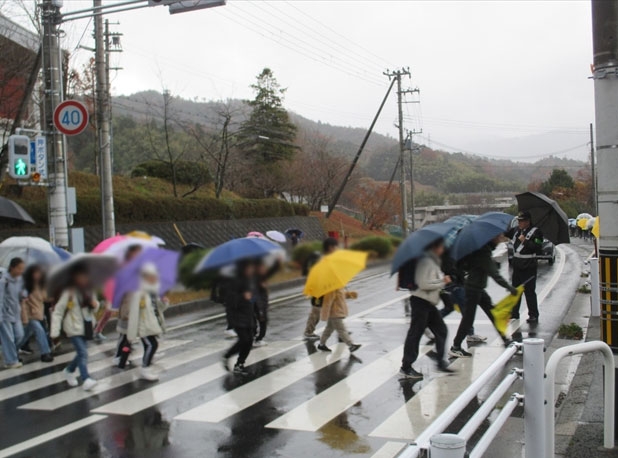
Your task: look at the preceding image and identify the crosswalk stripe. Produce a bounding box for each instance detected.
[266,346,405,432]
[0,341,117,383]
[175,343,348,423]
[0,414,107,458]
[370,441,407,458]
[91,340,302,416]
[369,345,506,440]
[19,340,227,411]
[0,339,189,402]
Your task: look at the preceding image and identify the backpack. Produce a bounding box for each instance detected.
[397,259,418,291]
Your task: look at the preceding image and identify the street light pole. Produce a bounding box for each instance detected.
[41,0,69,248]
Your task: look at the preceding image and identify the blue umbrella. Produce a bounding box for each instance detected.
[194,237,284,273]
[391,222,453,275]
[450,219,510,261]
[443,215,477,248]
[52,246,72,261]
[112,247,180,309]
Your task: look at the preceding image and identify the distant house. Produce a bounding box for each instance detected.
[0,14,39,143]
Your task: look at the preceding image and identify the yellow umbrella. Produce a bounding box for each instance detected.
[577,218,589,230]
[592,216,600,239]
[303,250,368,298]
[491,286,524,335]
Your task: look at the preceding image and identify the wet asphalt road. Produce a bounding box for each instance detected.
[0,242,588,458]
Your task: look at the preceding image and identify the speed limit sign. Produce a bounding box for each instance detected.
[53,100,89,136]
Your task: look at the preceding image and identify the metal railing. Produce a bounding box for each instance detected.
[396,338,615,458]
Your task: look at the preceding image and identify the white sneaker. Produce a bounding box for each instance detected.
[466,334,488,343]
[82,378,98,391]
[63,368,78,387]
[253,340,267,347]
[224,329,237,339]
[139,367,159,381]
[5,361,23,369]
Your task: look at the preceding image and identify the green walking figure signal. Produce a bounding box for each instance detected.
[14,158,27,176]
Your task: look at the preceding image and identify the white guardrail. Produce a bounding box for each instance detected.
[396,339,615,458]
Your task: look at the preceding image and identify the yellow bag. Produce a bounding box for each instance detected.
[491,286,524,335]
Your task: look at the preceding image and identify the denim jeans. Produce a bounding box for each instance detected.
[19,320,51,355]
[0,320,24,365]
[67,336,89,380]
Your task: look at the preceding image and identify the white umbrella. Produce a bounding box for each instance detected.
[0,236,62,268]
[103,237,160,260]
[577,213,594,221]
[266,230,287,243]
[586,217,597,230]
[47,253,118,296]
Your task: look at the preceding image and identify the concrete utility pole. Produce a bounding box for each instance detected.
[41,0,69,247]
[94,0,115,238]
[590,123,598,215]
[591,0,618,350]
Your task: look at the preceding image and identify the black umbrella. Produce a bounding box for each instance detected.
[515,192,570,244]
[0,196,34,224]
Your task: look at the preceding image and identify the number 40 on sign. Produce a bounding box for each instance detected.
[53,100,89,136]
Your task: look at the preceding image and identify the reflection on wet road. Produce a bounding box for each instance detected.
[0,245,583,458]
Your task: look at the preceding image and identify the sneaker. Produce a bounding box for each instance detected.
[317,344,332,352]
[82,378,98,391]
[349,344,362,353]
[253,340,267,347]
[304,333,320,340]
[63,368,78,387]
[449,346,472,358]
[224,329,237,339]
[94,333,107,342]
[437,360,456,374]
[466,334,488,343]
[399,367,423,379]
[5,361,23,369]
[18,348,33,356]
[41,353,54,363]
[233,363,248,375]
[139,367,159,381]
[527,317,539,324]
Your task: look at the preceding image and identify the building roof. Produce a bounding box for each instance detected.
[0,14,39,53]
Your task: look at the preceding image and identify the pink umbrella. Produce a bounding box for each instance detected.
[247,231,267,239]
[93,235,127,254]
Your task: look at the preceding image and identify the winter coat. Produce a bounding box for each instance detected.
[462,244,515,293]
[411,253,445,306]
[117,291,167,340]
[0,274,23,323]
[510,226,544,271]
[320,289,349,321]
[224,276,256,329]
[50,289,99,338]
[20,287,46,323]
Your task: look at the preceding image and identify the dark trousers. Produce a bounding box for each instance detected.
[453,288,499,348]
[440,289,474,336]
[141,336,158,367]
[116,334,132,368]
[256,319,267,341]
[224,327,253,365]
[402,296,448,368]
[512,268,539,319]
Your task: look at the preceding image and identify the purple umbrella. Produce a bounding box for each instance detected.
[112,247,180,309]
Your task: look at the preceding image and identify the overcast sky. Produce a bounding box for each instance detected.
[18,0,595,160]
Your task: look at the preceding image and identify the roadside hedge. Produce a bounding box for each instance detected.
[178,249,217,291]
[350,236,393,258]
[292,241,323,266]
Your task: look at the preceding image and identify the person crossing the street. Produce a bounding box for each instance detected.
[509,211,543,323]
[0,258,25,369]
[400,239,455,379]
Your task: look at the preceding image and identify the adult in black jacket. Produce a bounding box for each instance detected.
[254,259,281,346]
[222,261,256,375]
[509,211,543,323]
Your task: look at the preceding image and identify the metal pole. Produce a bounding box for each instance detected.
[396,73,408,237]
[409,144,415,231]
[94,1,116,238]
[592,0,618,351]
[41,0,69,248]
[523,338,545,458]
[545,341,615,455]
[429,434,466,458]
[591,257,601,317]
[468,395,520,458]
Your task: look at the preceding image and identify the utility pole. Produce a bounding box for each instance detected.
[590,122,598,215]
[41,0,69,248]
[406,133,421,231]
[94,0,115,238]
[591,0,618,351]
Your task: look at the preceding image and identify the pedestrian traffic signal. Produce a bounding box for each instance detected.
[8,135,31,180]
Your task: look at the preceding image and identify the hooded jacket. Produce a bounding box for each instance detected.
[117,290,167,340]
[411,253,445,306]
[50,289,99,338]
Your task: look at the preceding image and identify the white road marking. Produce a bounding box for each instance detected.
[0,340,189,402]
[19,340,227,411]
[0,414,107,458]
[91,340,301,416]
[266,346,406,432]
[370,441,407,458]
[175,343,348,423]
